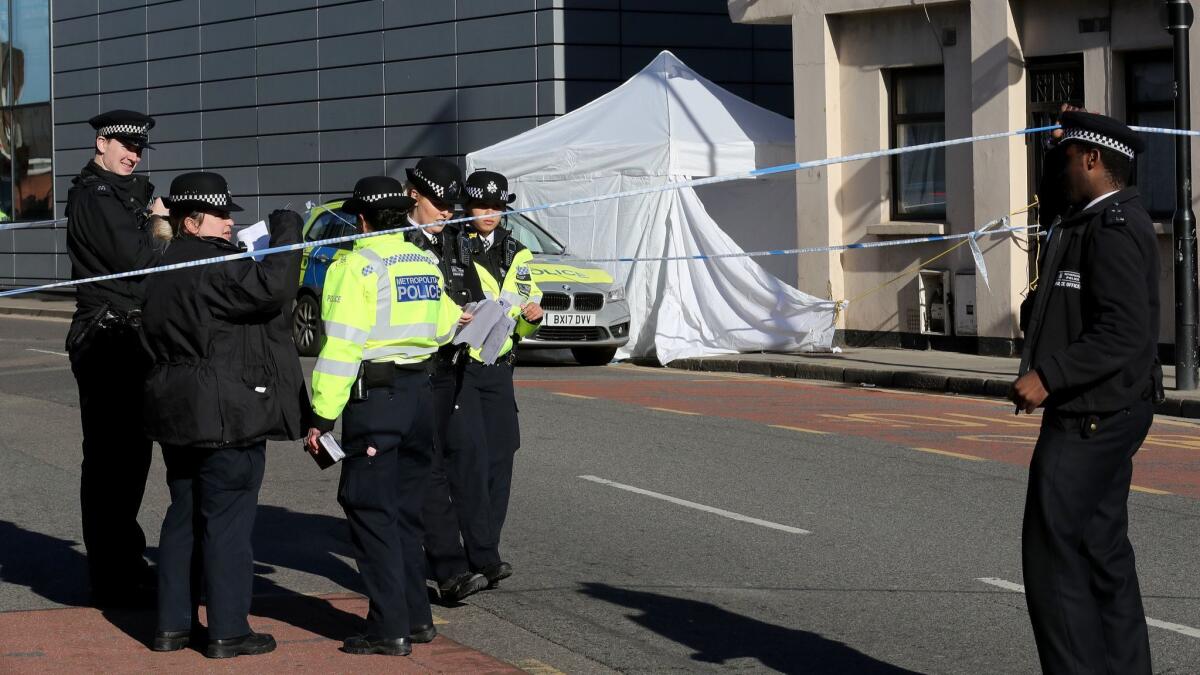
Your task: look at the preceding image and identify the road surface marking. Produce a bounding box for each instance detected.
[913,447,987,462]
[976,578,1200,639]
[770,424,830,435]
[553,392,596,400]
[646,406,700,416]
[1130,485,1171,495]
[25,348,67,357]
[516,658,567,674]
[578,475,811,535]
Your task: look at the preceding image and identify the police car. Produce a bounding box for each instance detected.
[292,202,631,365]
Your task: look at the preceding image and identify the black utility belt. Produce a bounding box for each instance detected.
[358,359,428,384]
[1045,400,1149,437]
[475,352,516,367]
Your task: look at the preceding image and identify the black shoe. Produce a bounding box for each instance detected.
[205,632,276,659]
[438,572,487,603]
[152,630,191,652]
[479,562,513,588]
[341,634,412,656]
[410,624,437,643]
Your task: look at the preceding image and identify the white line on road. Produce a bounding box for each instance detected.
[578,475,811,535]
[976,577,1200,639]
[25,348,68,357]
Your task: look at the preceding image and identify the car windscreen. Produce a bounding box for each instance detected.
[503,212,566,255]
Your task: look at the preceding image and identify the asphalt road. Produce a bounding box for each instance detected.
[1,313,1197,674]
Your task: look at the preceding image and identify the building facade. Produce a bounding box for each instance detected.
[730,0,1199,353]
[0,0,791,288]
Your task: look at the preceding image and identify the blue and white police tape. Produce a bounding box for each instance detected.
[0,217,67,232]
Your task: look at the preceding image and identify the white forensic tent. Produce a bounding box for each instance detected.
[467,51,837,363]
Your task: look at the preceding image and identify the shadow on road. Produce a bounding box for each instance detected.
[580,582,922,674]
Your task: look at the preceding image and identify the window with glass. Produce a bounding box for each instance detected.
[1,0,52,222]
[890,67,946,220]
[1126,51,1174,219]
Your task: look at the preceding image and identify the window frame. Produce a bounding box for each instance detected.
[888,65,947,222]
[1125,49,1175,219]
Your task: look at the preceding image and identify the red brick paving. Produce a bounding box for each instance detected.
[0,593,520,674]
[519,376,1200,499]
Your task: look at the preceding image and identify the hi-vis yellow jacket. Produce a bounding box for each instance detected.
[311,235,462,426]
[470,245,543,362]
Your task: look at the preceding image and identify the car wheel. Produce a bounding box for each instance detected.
[571,347,617,366]
[293,293,324,357]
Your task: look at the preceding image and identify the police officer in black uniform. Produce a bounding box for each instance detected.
[65,110,167,607]
[1013,111,1159,675]
[401,157,491,603]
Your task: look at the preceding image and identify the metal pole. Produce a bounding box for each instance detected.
[1167,0,1199,390]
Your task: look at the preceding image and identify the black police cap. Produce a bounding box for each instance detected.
[342,176,416,215]
[464,169,517,206]
[1059,111,1145,158]
[405,157,464,205]
[163,172,243,212]
[89,109,156,150]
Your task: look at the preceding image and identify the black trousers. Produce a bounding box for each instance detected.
[423,364,498,582]
[158,442,265,640]
[69,327,153,595]
[1022,399,1154,675]
[338,369,434,639]
[466,361,520,561]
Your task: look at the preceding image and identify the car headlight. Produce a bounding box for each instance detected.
[606,287,626,302]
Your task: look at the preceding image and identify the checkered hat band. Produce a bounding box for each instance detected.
[412,168,445,198]
[168,192,229,207]
[1062,128,1135,158]
[360,192,405,203]
[98,124,150,137]
[465,185,511,201]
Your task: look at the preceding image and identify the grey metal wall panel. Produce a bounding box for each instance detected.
[149,56,201,88]
[99,63,146,92]
[204,108,259,138]
[559,45,619,79]
[386,123,456,160]
[53,0,99,21]
[204,138,258,167]
[54,95,100,124]
[55,43,99,72]
[383,1,454,29]
[13,229,57,253]
[202,77,259,109]
[320,32,383,69]
[200,0,255,23]
[457,48,536,87]
[318,64,382,99]
[260,163,319,194]
[384,24,455,61]
[55,69,101,98]
[318,0,382,36]
[384,56,456,94]
[321,160,386,193]
[99,7,146,41]
[319,96,384,130]
[15,255,59,282]
[147,141,203,171]
[100,90,149,112]
[536,80,556,116]
[753,24,790,50]
[100,0,146,11]
[259,133,318,164]
[149,27,201,59]
[621,12,750,49]
[219,166,259,193]
[256,0,318,15]
[54,120,97,149]
[257,72,314,105]
[459,83,536,121]
[534,8,554,44]
[56,149,96,174]
[319,128,385,162]
[385,90,456,126]
[458,118,536,150]
[258,41,319,75]
[258,102,319,134]
[257,10,318,45]
[153,112,203,143]
[202,49,257,80]
[55,15,98,45]
[148,83,201,115]
[202,18,257,52]
[149,0,200,32]
[457,0,534,20]
[560,9,619,44]
[456,13,536,52]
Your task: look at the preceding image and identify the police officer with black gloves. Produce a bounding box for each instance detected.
[1013,111,1160,675]
[64,110,168,607]
[402,157,492,603]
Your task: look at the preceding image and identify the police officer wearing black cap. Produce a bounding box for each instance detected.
[402,157,492,603]
[142,172,305,659]
[1013,110,1160,675]
[65,109,168,607]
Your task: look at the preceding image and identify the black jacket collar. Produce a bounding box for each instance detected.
[75,160,154,211]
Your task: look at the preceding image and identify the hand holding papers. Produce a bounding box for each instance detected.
[235,220,270,261]
[453,299,517,364]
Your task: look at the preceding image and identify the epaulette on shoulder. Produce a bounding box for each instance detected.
[87,181,114,197]
[1102,205,1127,227]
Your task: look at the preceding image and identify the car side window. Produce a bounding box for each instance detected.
[305,213,333,243]
[329,210,358,250]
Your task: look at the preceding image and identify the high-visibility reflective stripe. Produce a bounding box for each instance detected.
[356,248,393,328]
[369,322,440,341]
[324,321,369,343]
[362,344,440,361]
[435,327,456,344]
[314,357,360,378]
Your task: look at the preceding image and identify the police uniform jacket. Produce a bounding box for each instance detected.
[1020,188,1160,414]
[141,212,308,448]
[470,227,543,361]
[404,223,483,307]
[65,162,161,337]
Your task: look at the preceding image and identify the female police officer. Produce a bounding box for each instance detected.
[455,169,543,587]
[306,176,468,656]
[141,172,307,658]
